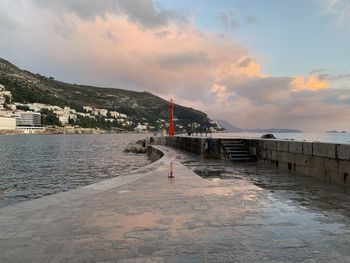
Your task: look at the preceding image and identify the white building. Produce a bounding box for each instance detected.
[134,123,148,131]
[0,116,16,130]
[83,106,93,112]
[0,90,12,101]
[16,112,41,127]
[0,85,13,111]
[98,109,108,117]
[125,120,133,126]
[69,114,77,120]
[28,103,46,112]
[77,112,90,117]
[7,104,16,111]
[92,108,108,117]
[58,115,69,125]
[110,111,120,118]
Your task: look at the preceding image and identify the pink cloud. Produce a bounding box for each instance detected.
[2,1,350,131]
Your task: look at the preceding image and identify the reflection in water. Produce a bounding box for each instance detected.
[168,161,175,184]
[182,155,350,220]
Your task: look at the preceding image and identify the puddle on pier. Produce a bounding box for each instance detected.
[178,151,350,222]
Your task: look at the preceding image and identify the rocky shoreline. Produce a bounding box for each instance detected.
[0,127,148,135]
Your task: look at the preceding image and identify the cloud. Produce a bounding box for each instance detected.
[105,27,119,43]
[0,9,17,31]
[292,76,329,91]
[2,1,350,131]
[245,16,260,25]
[309,69,350,81]
[32,0,187,28]
[116,0,188,28]
[319,0,350,24]
[155,30,171,38]
[155,52,209,69]
[218,11,240,31]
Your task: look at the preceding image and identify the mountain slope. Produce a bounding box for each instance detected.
[216,119,243,132]
[0,58,220,131]
[216,119,302,133]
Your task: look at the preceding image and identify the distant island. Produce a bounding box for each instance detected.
[326,130,347,133]
[216,119,302,133]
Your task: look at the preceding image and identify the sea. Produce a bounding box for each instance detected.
[0,134,151,207]
[210,132,350,144]
[1,132,350,207]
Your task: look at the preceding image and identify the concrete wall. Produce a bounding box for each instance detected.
[152,136,221,159]
[245,139,350,187]
[146,145,164,162]
[0,117,16,130]
[154,136,350,187]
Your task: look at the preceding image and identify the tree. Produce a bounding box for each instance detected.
[41,109,61,126]
[68,116,75,125]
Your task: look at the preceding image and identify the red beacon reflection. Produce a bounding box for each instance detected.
[168,161,175,183]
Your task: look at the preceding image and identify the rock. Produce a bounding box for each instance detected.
[136,139,146,147]
[124,143,146,154]
[261,133,276,139]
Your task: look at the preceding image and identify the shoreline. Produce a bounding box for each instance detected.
[0,127,152,135]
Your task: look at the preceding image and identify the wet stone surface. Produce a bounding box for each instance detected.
[1,146,350,263]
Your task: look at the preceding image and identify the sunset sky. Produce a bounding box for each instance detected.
[1,0,350,131]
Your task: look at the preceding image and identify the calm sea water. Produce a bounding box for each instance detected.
[211,132,350,144]
[0,134,151,207]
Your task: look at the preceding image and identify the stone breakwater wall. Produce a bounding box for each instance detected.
[146,144,164,162]
[153,136,209,157]
[153,136,350,187]
[246,139,350,186]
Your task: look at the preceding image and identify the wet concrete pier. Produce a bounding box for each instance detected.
[1,145,350,262]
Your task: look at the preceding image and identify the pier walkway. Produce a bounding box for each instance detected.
[1,146,350,263]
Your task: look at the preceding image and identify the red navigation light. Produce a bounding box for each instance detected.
[168,99,175,137]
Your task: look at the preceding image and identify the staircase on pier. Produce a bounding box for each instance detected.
[221,139,257,162]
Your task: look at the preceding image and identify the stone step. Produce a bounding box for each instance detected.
[222,141,244,144]
[223,146,246,150]
[229,153,252,157]
[227,151,250,154]
[223,144,245,148]
[221,139,257,162]
[229,156,257,162]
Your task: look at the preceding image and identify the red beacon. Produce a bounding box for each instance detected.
[168,98,175,137]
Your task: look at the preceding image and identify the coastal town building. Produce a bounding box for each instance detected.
[135,123,148,131]
[83,106,93,112]
[0,84,13,111]
[110,111,120,118]
[0,116,16,130]
[94,108,108,117]
[16,112,42,127]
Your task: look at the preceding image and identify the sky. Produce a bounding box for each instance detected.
[1,0,350,131]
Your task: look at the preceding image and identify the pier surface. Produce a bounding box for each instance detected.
[1,146,350,263]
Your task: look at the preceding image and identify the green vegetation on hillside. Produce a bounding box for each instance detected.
[0,58,221,132]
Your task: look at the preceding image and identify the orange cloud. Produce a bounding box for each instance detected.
[292,76,329,91]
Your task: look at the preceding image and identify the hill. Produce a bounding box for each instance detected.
[0,58,221,132]
[216,120,302,133]
[216,120,243,132]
